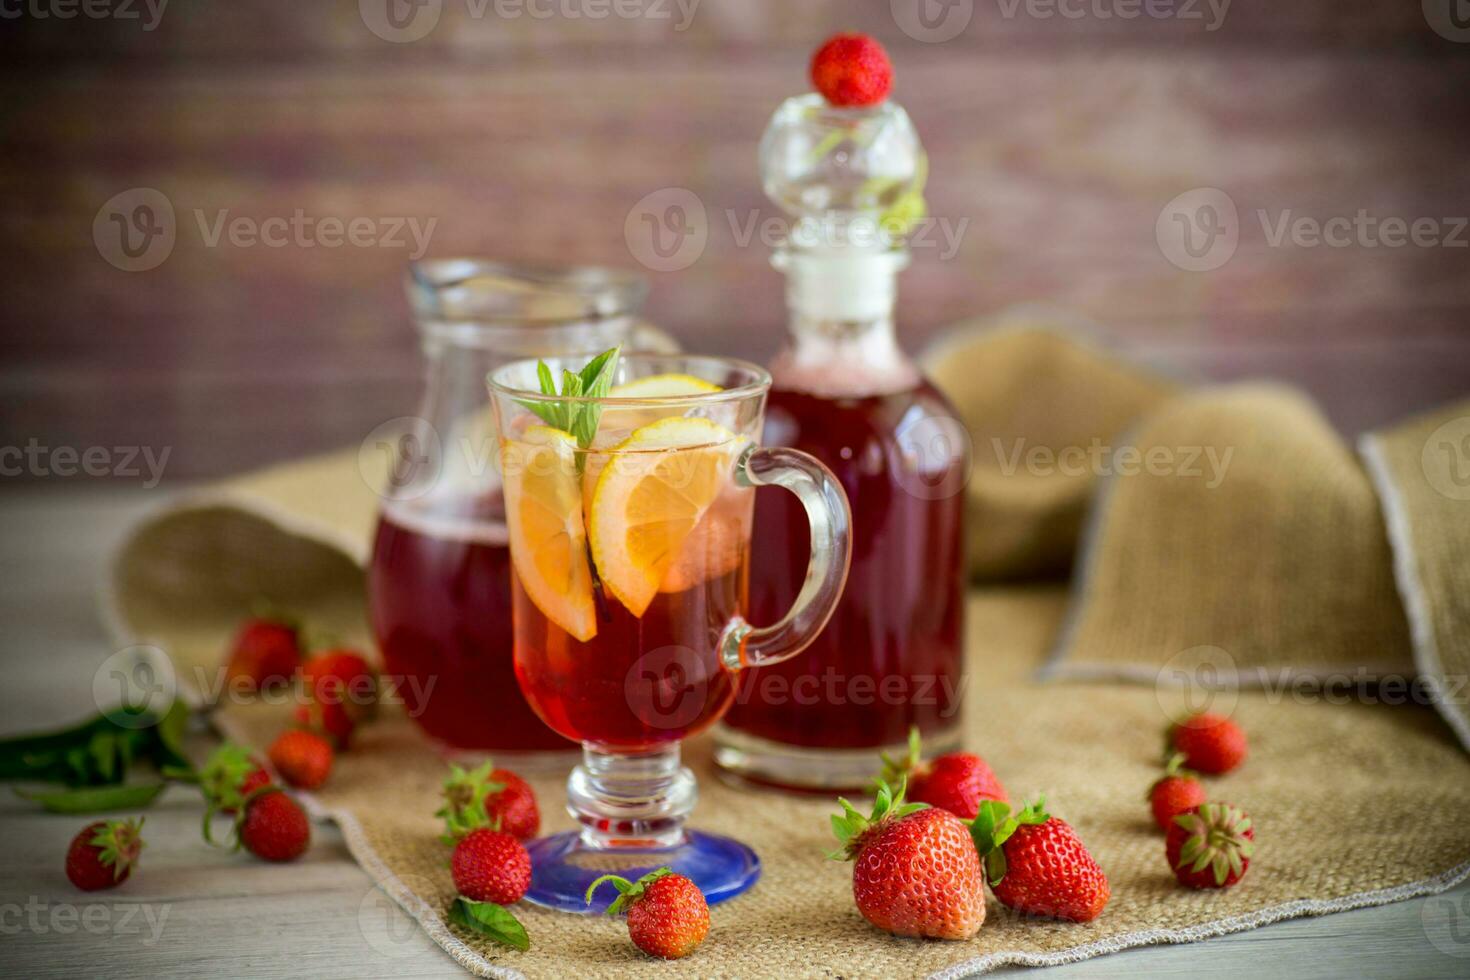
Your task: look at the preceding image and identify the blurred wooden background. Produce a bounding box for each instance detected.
[3,0,1469,481]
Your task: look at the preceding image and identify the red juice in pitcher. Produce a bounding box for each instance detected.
[715,90,969,789]
[365,258,675,758]
[369,501,569,753]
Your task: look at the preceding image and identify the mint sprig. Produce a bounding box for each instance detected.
[517,346,621,450]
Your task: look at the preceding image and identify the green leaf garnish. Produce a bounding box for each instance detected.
[515,346,622,454]
[448,897,530,951]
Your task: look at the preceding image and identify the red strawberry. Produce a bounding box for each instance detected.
[66,818,144,891]
[268,729,334,790]
[224,617,301,691]
[587,868,710,960]
[198,743,272,815]
[810,33,893,108]
[1147,753,1207,831]
[1166,802,1255,889]
[970,798,1110,923]
[1168,713,1247,774]
[238,787,310,862]
[451,828,531,905]
[437,761,540,842]
[881,726,1007,819]
[301,649,377,748]
[830,779,985,940]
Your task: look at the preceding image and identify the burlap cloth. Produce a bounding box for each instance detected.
[103,319,1470,977]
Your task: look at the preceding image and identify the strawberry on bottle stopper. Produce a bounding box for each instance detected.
[811,33,893,108]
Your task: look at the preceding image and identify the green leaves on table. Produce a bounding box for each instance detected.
[2,698,192,812]
[448,897,530,951]
[14,781,168,814]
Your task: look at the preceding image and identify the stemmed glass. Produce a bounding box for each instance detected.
[488,354,851,911]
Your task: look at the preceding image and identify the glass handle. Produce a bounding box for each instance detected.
[718,445,851,672]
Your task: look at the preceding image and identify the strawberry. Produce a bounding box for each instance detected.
[268,729,334,790]
[237,787,310,862]
[1168,712,1247,775]
[1166,802,1255,889]
[880,726,1007,819]
[451,828,531,905]
[198,743,272,815]
[224,617,301,692]
[586,868,709,960]
[66,818,144,891]
[970,798,1110,923]
[1147,753,1207,832]
[300,649,377,748]
[829,779,985,940]
[437,761,540,842]
[810,33,893,108]
[299,651,376,748]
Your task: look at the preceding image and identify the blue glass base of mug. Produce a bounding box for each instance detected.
[524,830,761,913]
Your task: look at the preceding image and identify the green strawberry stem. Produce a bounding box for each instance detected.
[436,761,507,844]
[828,776,928,861]
[968,797,1048,885]
[585,866,673,916]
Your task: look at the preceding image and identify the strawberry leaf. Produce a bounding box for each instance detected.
[449,897,530,951]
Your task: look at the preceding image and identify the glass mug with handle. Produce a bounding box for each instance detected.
[489,352,851,911]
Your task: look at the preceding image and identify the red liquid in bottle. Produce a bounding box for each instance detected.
[512,565,744,753]
[725,381,967,749]
[368,503,570,752]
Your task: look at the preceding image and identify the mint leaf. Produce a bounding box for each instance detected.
[449,897,530,951]
[513,346,621,452]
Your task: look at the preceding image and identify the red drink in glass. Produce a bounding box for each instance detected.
[513,565,745,750]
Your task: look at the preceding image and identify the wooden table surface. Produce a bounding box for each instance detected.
[1,485,1466,979]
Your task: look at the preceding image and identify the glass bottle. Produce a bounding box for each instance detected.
[367,259,676,762]
[716,95,969,790]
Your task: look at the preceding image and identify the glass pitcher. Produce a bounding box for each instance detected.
[367,259,677,761]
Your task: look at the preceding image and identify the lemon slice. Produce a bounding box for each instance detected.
[588,417,743,617]
[609,374,722,398]
[501,425,596,642]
